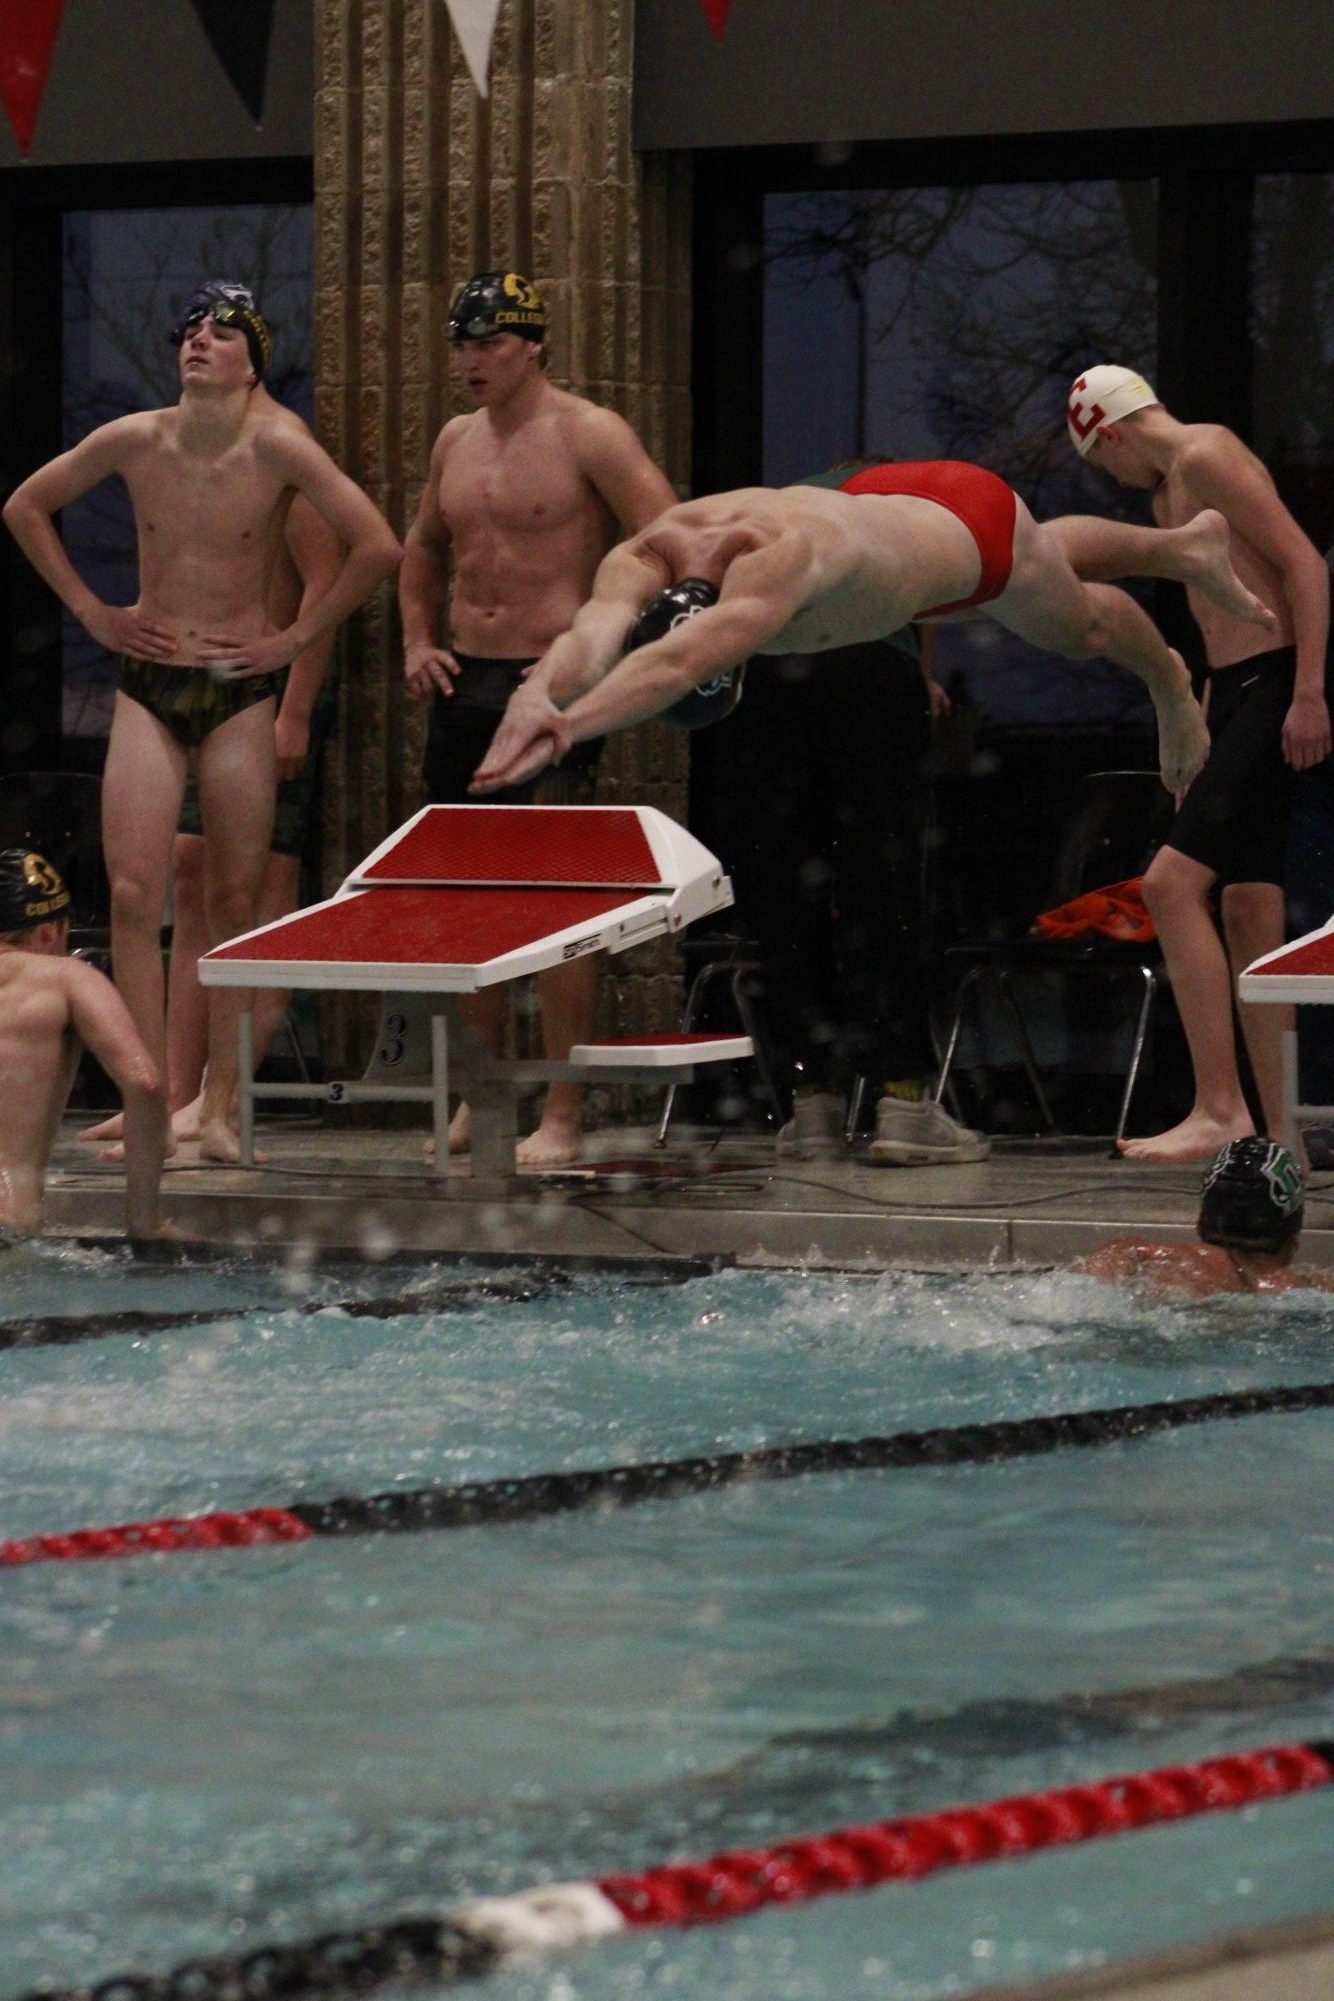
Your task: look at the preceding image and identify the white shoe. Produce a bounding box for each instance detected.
[868,1095,990,1167]
[776,1091,846,1159]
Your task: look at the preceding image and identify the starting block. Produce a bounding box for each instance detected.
[1238,916,1334,1152]
[199,804,753,1181]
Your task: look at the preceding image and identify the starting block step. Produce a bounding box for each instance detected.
[568,1034,754,1068]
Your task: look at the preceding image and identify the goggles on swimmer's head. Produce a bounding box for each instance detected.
[448,269,547,344]
[169,281,272,378]
[0,849,70,933]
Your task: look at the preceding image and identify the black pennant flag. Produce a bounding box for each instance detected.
[187,0,276,124]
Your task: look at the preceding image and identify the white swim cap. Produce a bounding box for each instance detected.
[1067,365,1159,457]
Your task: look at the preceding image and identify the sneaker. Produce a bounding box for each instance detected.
[868,1095,990,1167]
[776,1091,846,1159]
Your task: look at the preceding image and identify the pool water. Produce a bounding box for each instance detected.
[1,1245,1331,1998]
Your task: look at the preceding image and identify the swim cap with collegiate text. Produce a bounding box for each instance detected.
[448,271,547,343]
[1197,1136,1304,1253]
[624,578,745,730]
[170,280,272,378]
[1067,365,1159,457]
[0,849,70,933]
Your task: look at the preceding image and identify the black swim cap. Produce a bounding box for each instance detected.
[1197,1137,1304,1253]
[170,280,272,378]
[448,270,547,343]
[624,579,745,730]
[0,849,70,933]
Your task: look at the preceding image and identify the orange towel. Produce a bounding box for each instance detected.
[1034,877,1155,945]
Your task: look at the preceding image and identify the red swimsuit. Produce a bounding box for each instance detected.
[837,460,1018,616]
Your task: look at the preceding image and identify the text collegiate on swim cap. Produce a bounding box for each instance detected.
[169,280,273,378]
[448,271,547,343]
[0,849,70,932]
[1067,365,1159,457]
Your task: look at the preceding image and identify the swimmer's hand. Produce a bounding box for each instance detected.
[1282,690,1332,772]
[405,642,461,700]
[470,689,572,793]
[274,705,312,779]
[86,602,178,661]
[199,629,299,678]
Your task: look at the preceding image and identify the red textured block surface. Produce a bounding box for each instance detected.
[358,807,662,887]
[208,886,634,967]
[1247,931,1334,980]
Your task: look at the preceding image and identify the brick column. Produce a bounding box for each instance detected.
[314,0,693,1063]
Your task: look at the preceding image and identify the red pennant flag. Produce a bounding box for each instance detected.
[0,0,67,156]
[698,0,733,40]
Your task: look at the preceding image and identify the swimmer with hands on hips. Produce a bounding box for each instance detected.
[472,466,1273,797]
[3,282,402,1165]
[0,851,169,1242]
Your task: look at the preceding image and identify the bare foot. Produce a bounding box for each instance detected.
[1154,660,1211,791]
[79,1111,125,1143]
[1118,1110,1254,1163]
[170,1092,204,1142]
[423,1101,472,1163]
[197,1119,266,1165]
[101,1131,179,1165]
[1179,511,1278,628]
[83,1097,201,1145]
[516,1120,584,1170]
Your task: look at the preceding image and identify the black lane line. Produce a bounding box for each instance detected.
[288,1378,1334,1539]
[0,1261,717,1353]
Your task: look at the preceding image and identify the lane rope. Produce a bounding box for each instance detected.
[0,1261,709,1353]
[15,1740,1332,2000]
[4,1376,1333,1568]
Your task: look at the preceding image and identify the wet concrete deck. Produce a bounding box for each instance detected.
[41,1110,1334,1268]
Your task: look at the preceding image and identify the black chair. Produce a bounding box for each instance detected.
[934,771,1174,1149]
[0,769,110,962]
[655,931,787,1142]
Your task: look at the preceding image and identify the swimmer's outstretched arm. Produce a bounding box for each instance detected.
[470,543,670,791]
[473,538,811,792]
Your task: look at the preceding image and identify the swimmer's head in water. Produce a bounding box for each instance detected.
[0,849,70,935]
[448,270,547,344]
[1067,365,1159,458]
[170,281,272,379]
[1197,1137,1304,1254]
[624,578,745,730]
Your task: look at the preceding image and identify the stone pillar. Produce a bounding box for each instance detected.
[314,0,692,1064]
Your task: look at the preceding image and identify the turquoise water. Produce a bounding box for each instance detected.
[1,1246,1331,1998]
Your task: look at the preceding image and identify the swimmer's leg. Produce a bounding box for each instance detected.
[195,696,276,1164]
[1118,846,1256,1162]
[1221,879,1303,1164]
[1046,510,1276,629]
[101,690,189,1159]
[988,503,1208,792]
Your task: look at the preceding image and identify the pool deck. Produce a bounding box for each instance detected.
[38,1111,1334,2001]
[43,1109,1334,1270]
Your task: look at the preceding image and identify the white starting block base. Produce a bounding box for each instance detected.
[201,806,755,1183]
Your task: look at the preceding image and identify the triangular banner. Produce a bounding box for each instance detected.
[698,0,733,40]
[186,0,276,124]
[0,0,67,156]
[444,0,504,98]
